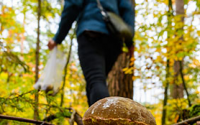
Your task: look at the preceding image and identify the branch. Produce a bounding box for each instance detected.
[60,35,73,107]
[74,112,83,125]
[179,61,192,107]
[69,109,76,125]
[0,114,52,125]
[172,116,200,125]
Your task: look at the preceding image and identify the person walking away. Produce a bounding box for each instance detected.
[48,0,135,106]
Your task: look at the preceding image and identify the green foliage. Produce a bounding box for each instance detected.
[194,0,200,9]
[0,48,29,73]
[1,0,87,124]
[190,104,200,117]
[134,0,200,124]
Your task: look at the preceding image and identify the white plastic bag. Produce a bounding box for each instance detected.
[34,47,67,95]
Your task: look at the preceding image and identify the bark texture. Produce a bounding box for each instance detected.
[108,53,133,99]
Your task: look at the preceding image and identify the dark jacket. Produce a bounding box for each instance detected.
[53,0,135,44]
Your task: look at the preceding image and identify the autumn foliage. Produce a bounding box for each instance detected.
[0,0,200,125]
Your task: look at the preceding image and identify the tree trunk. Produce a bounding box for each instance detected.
[162,1,173,124]
[108,53,133,99]
[172,61,184,98]
[34,0,41,120]
[171,0,184,99]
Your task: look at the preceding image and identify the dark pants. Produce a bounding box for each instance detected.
[77,31,122,106]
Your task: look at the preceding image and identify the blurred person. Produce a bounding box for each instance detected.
[48,0,135,106]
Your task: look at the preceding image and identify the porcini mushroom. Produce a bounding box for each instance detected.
[83,97,156,125]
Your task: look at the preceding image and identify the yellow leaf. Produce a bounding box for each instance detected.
[197,31,200,36]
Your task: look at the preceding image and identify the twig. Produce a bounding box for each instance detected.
[0,114,53,125]
[172,115,200,125]
[69,109,76,125]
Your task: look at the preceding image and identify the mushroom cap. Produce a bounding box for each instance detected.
[83,97,156,125]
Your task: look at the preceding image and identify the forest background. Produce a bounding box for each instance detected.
[0,0,200,125]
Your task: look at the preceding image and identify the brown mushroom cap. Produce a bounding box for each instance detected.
[83,97,156,125]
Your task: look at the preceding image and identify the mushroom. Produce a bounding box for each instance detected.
[83,97,156,125]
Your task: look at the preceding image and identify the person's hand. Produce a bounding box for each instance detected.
[47,39,57,50]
